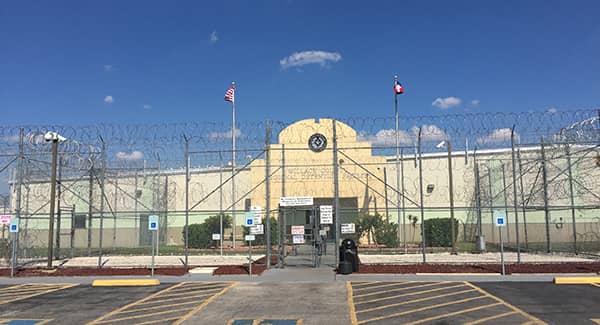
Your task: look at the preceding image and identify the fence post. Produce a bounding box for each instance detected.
[501,163,510,244]
[565,143,578,254]
[87,151,94,257]
[510,127,521,262]
[14,128,24,270]
[540,136,551,253]
[487,166,495,243]
[184,135,190,267]
[517,147,529,249]
[417,128,426,263]
[265,120,271,268]
[400,149,407,254]
[46,136,58,268]
[333,120,340,267]
[474,150,484,251]
[97,138,106,268]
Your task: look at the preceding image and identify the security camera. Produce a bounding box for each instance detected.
[435,141,446,149]
[44,132,66,142]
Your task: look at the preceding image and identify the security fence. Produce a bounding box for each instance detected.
[0,109,599,268]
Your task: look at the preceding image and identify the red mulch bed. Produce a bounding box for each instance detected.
[355,262,600,274]
[213,255,279,276]
[0,267,188,277]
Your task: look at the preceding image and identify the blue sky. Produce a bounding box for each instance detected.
[1,0,599,125]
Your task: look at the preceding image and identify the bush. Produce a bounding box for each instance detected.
[374,221,399,248]
[355,213,399,247]
[242,217,278,246]
[183,214,232,249]
[424,218,459,247]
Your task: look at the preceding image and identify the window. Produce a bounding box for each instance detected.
[74,214,87,229]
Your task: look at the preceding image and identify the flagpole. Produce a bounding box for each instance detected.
[394,74,404,253]
[231,81,236,249]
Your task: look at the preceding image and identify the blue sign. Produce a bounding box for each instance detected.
[148,215,159,231]
[493,210,506,227]
[9,217,19,233]
[245,212,254,227]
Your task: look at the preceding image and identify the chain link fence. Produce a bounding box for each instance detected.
[1,109,599,268]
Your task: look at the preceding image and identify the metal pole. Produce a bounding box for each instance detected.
[184,136,190,266]
[47,139,58,268]
[151,229,155,277]
[113,173,118,248]
[540,136,551,253]
[87,156,94,257]
[383,167,389,223]
[510,128,521,263]
[11,231,17,277]
[231,82,237,249]
[517,148,529,249]
[499,225,505,276]
[98,140,106,268]
[15,128,24,267]
[565,144,578,254]
[475,160,484,251]
[447,141,456,255]
[488,167,495,243]
[55,155,62,259]
[400,149,406,254]
[417,128,426,263]
[333,120,341,266]
[70,205,75,259]
[265,120,271,268]
[248,239,252,277]
[219,152,223,257]
[501,163,511,244]
[278,144,285,268]
[394,75,403,253]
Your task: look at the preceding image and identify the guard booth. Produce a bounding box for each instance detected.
[277,196,335,268]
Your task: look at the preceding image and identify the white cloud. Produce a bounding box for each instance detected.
[115,150,144,161]
[143,104,152,110]
[546,107,558,113]
[210,30,218,44]
[432,97,462,109]
[209,127,242,140]
[279,50,342,69]
[104,95,114,104]
[471,99,480,106]
[477,128,516,144]
[103,65,113,72]
[359,124,447,145]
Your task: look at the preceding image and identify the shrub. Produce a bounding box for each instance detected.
[424,218,459,247]
[374,221,399,248]
[183,214,231,249]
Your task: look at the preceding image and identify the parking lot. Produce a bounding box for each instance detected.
[0,278,598,324]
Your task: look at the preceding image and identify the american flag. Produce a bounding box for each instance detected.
[224,83,235,103]
[394,80,404,95]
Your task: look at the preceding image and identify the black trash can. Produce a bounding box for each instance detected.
[338,238,359,273]
[338,260,353,275]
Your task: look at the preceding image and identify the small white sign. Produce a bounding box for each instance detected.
[279,196,314,207]
[250,224,264,235]
[9,217,19,233]
[244,212,255,227]
[323,226,330,231]
[292,234,305,244]
[319,205,333,224]
[494,210,506,227]
[319,229,327,236]
[0,215,12,225]
[245,234,255,241]
[250,206,263,224]
[341,223,355,234]
[148,215,159,231]
[212,233,221,240]
[291,225,305,235]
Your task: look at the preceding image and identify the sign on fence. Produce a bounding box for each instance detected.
[0,215,12,225]
[279,196,313,207]
[9,217,19,233]
[494,210,506,227]
[245,235,255,241]
[250,224,264,235]
[319,205,333,224]
[212,233,221,240]
[148,215,159,231]
[292,235,305,244]
[341,223,355,234]
[250,206,263,224]
[291,225,305,235]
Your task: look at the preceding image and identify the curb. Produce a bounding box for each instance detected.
[92,279,161,286]
[553,276,600,284]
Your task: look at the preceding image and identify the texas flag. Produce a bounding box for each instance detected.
[394,80,404,95]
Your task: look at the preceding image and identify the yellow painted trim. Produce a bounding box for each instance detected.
[135,291,219,306]
[94,306,194,324]
[172,282,239,325]
[355,283,467,305]
[553,276,600,284]
[591,283,600,288]
[590,318,600,324]
[92,279,160,287]
[357,296,482,324]
[352,281,408,292]
[353,281,449,299]
[113,299,199,315]
[463,282,547,325]
[463,311,518,325]
[0,283,78,305]
[356,288,476,314]
[351,281,381,288]
[402,302,502,325]
[346,282,358,325]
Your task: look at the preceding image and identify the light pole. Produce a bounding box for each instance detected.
[44,131,64,268]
